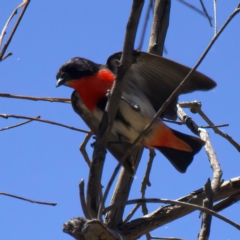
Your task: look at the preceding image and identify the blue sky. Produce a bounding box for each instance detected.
[1,1,240,239]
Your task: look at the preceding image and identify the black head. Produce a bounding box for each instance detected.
[56,57,100,87]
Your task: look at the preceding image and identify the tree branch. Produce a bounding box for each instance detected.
[0,0,30,60]
[0,114,89,133]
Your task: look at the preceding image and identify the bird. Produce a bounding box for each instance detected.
[56,51,216,173]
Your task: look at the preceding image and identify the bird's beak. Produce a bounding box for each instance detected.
[56,77,67,87]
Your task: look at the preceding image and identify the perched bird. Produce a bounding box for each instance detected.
[56,51,216,173]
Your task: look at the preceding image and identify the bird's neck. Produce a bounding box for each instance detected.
[73,69,115,112]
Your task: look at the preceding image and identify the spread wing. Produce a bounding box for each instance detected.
[107,51,216,119]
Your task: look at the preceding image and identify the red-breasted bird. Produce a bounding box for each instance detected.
[56,51,216,173]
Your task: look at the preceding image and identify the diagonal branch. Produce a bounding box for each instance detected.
[199,0,213,27]
[0,115,40,131]
[86,0,144,219]
[0,0,30,60]
[178,0,212,26]
[179,101,240,151]
[0,114,89,133]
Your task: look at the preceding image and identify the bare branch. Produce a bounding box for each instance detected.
[104,198,240,231]
[177,105,222,240]
[198,179,213,240]
[0,114,89,133]
[213,0,217,35]
[86,0,144,219]
[179,101,240,151]
[104,147,143,228]
[148,0,170,55]
[0,93,70,103]
[97,163,121,220]
[178,0,212,26]
[79,133,93,168]
[213,192,240,212]
[63,218,128,240]
[151,237,184,240]
[0,0,30,60]
[0,115,40,131]
[199,0,213,26]
[119,177,240,239]
[0,191,56,206]
[79,179,92,220]
[137,0,153,50]
[123,203,140,223]
[140,149,156,215]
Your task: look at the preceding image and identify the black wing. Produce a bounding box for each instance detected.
[107,51,216,119]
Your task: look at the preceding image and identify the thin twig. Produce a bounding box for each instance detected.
[179,0,212,26]
[0,114,89,133]
[0,0,30,60]
[97,162,122,220]
[0,192,57,206]
[0,93,70,103]
[213,0,217,35]
[103,198,240,231]
[137,0,153,50]
[199,0,213,26]
[79,179,92,219]
[199,123,229,129]
[121,5,240,164]
[151,237,184,240]
[179,101,240,151]
[79,133,93,168]
[123,203,141,223]
[0,115,40,131]
[140,149,156,215]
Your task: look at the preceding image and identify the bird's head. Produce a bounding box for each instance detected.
[56,57,100,88]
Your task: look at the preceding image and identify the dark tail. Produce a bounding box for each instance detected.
[156,129,205,173]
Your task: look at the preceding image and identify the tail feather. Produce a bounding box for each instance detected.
[155,128,205,173]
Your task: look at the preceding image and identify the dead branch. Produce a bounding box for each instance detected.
[179,0,212,26]
[86,0,144,219]
[177,104,222,239]
[0,93,70,103]
[148,0,170,55]
[213,0,217,35]
[179,101,240,151]
[0,114,89,133]
[140,149,156,216]
[79,179,92,220]
[104,198,240,231]
[150,237,183,240]
[0,115,40,131]
[0,0,30,60]
[119,177,240,239]
[79,133,93,168]
[104,147,143,228]
[137,0,153,50]
[199,0,213,26]
[63,218,128,240]
[0,192,56,206]
[198,179,213,240]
